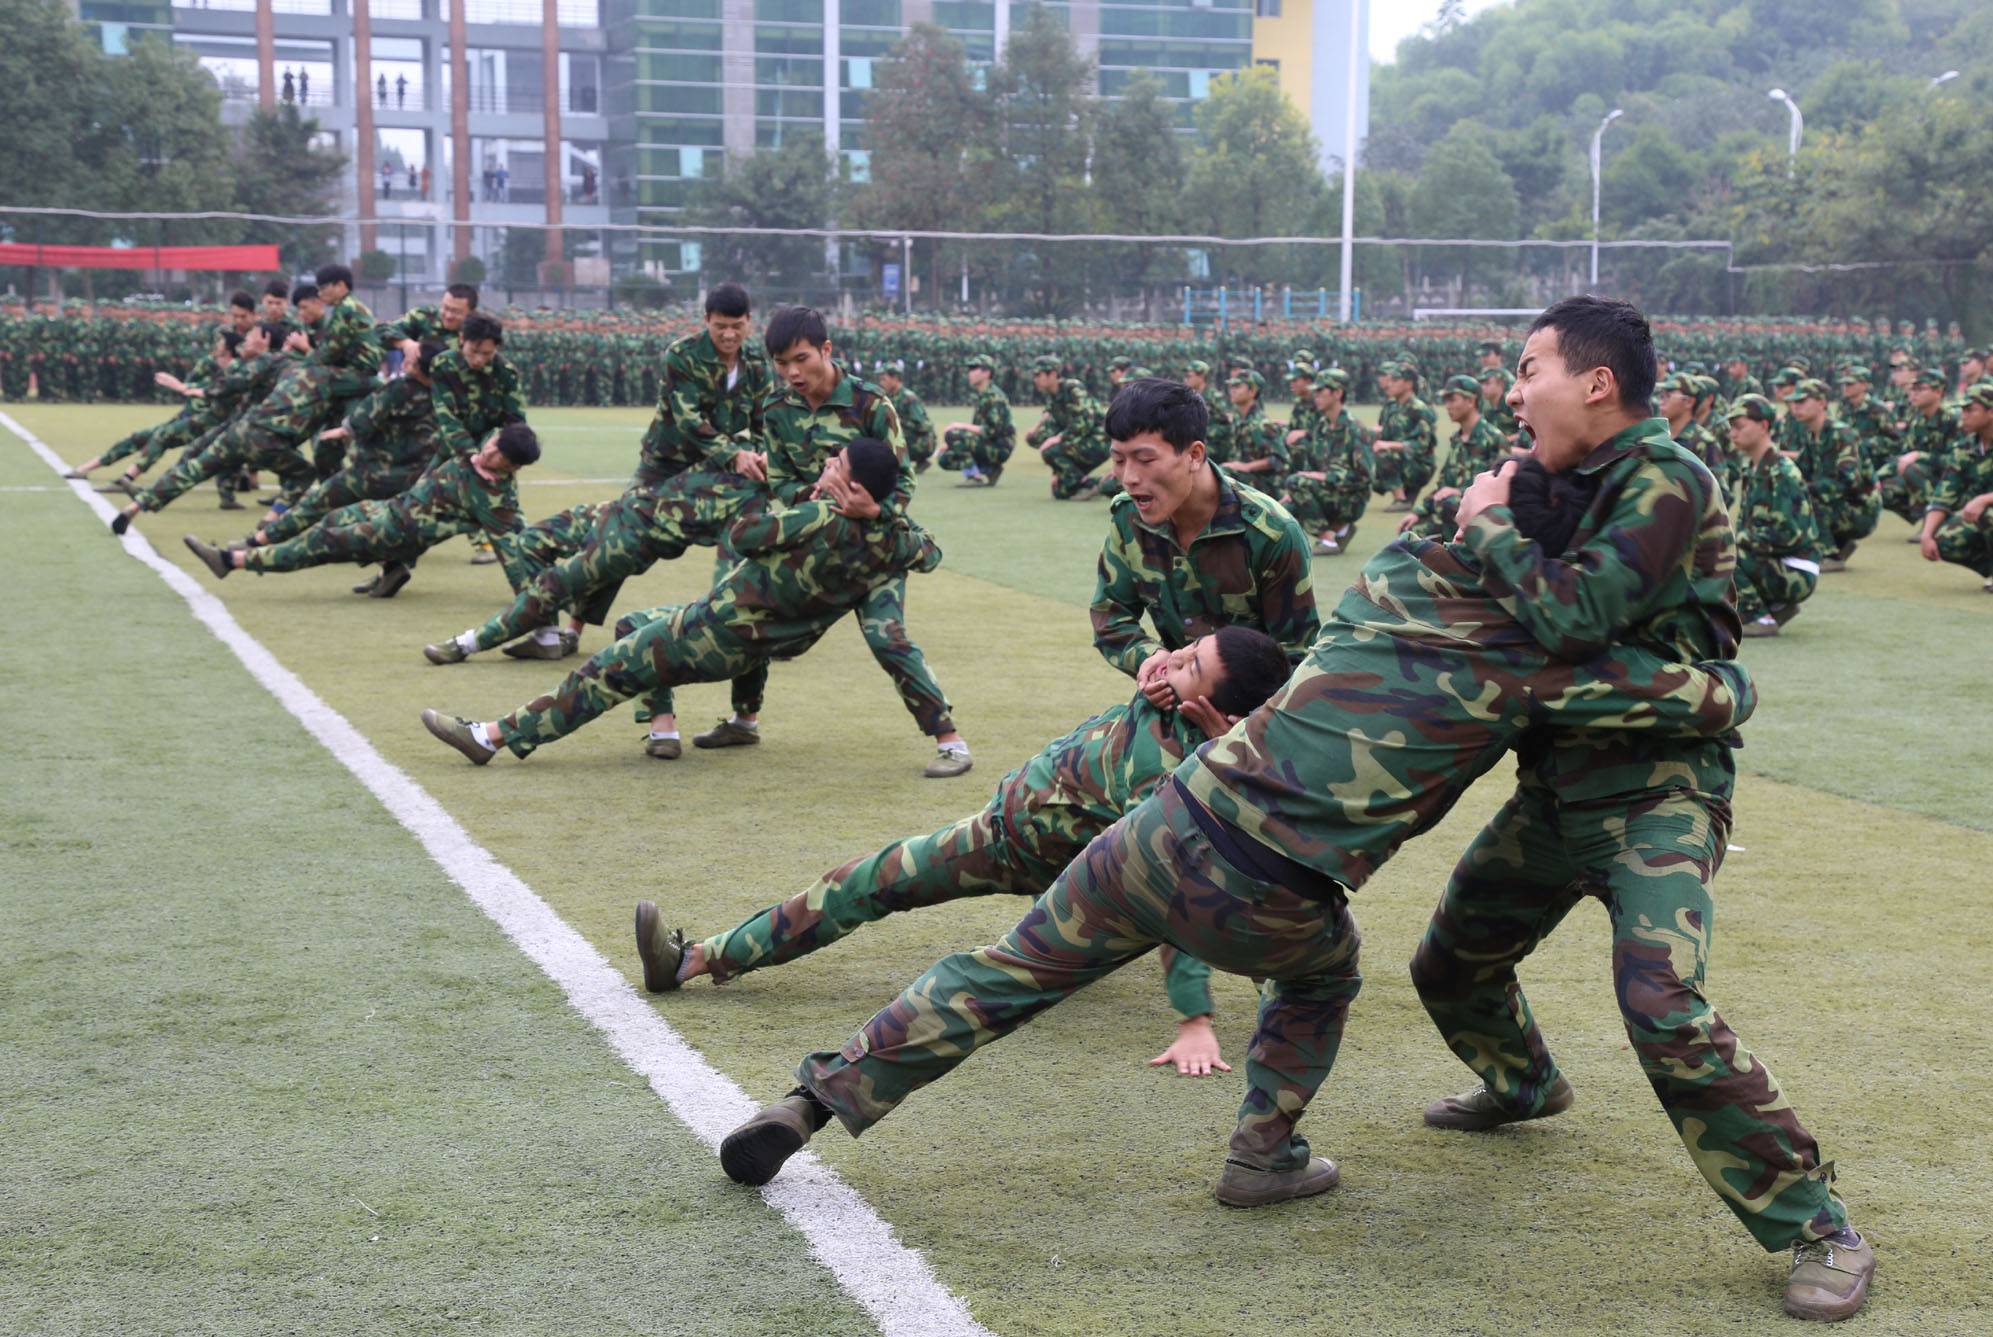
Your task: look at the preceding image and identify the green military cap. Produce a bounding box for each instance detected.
[879,358,906,373]
[1107,355,1134,371]
[1962,382,1993,409]
[1378,359,1404,376]
[1312,367,1351,391]
[1726,393,1778,423]
[1476,340,1502,356]
[1792,377,1832,400]
[1693,375,1721,399]
[1771,367,1804,387]
[1787,357,1812,375]
[965,353,997,371]
[1656,371,1697,395]
[1966,347,1990,362]
[1128,365,1156,379]
[1838,363,1872,383]
[1478,366,1514,386]
[1186,358,1212,375]
[1031,354,1063,373]
[1683,361,1709,376]
[1912,367,1947,388]
[1727,352,1753,364]
[1439,373,1481,400]
[1227,368,1266,392]
[1888,351,1915,367]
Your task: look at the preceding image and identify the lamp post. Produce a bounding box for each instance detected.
[1589,107,1622,288]
[1929,70,1960,91]
[1767,88,1803,174]
[1336,0,1364,323]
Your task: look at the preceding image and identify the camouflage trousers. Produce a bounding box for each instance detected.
[1283,478,1367,535]
[259,456,428,546]
[1041,435,1110,499]
[1813,489,1881,552]
[937,425,1011,472]
[906,431,936,468]
[495,602,789,756]
[115,411,216,476]
[467,474,753,653]
[99,421,168,468]
[134,421,314,513]
[699,794,1217,1022]
[1734,551,1817,622]
[1408,785,1848,1251]
[242,491,488,574]
[1877,456,1938,524]
[1932,509,1993,578]
[1402,492,1465,542]
[798,781,1362,1172]
[1371,445,1434,498]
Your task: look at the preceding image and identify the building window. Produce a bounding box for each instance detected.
[845,56,872,89]
[845,148,870,182]
[1254,0,1280,16]
[1255,58,1279,73]
[1187,69,1211,99]
[679,146,704,178]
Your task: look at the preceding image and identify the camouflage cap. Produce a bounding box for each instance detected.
[1912,367,1947,388]
[1227,368,1265,392]
[1682,360,1709,376]
[1966,348,1990,362]
[1287,361,1317,381]
[1771,366,1804,387]
[1727,352,1753,365]
[1377,360,1403,377]
[1477,340,1502,356]
[1656,371,1698,395]
[1312,367,1351,392]
[1693,375,1721,399]
[1107,355,1135,371]
[1129,365,1156,379]
[879,358,907,374]
[1888,351,1915,367]
[1290,348,1317,365]
[1792,377,1832,401]
[1961,382,1993,409]
[1186,358,1212,375]
[1726,393,1778,423]
[1478,365,1514,386]
[1838,363,1872,383]
[1439,373,1482,400]
[965,353,997,371]
[1031,354,1063,373]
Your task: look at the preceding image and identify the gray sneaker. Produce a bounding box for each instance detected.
[423,640,468,665]
[923,747,973,779]
[420,708,495,766]
[182,535,232,581]
[1424,1074,1573,1130]
[644,734,682,760]
[1785,1228,1874,1321]
[634,900,687,992]
[720,1093,822,1186]
[694,718,761,748]
[1214,1155,1340,1207]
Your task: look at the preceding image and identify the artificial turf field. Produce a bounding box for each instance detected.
[4,401,1990,1336]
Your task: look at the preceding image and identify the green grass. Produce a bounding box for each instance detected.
[7,404,1992,1335]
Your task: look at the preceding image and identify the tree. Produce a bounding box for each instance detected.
[985,3,1096,313]
[1408,120,1521,298]
[686,132,834,293]
[1184,67,1325,286]
[1090,70,1189,305]
[100,37,239,234]
[0,0,103,239]
[232,105,348,272]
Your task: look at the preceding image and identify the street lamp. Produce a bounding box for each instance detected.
[1767,88,1803,173]
[1589,107,1623,288]
[1929,70,1960,91]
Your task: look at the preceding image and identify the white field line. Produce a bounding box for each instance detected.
[2,410,994,1337]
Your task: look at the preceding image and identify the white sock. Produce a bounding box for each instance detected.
[729,715,758,730]
[455,630,480,654]
[472,724,498,751]
[531,625,563,645]
[937,740,969,756]
[648,727,680,740]
[1755,614,1778,626]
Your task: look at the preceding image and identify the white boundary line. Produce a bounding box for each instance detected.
[3,409,994,1337]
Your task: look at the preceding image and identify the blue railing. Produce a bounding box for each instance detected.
[1181,286,1360,326]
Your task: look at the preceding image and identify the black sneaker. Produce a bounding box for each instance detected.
[634,901,687,992]
[369,562,412,598]
[720,1092,825,1185]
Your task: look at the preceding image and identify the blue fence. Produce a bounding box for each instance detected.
[1181,287,1361,326]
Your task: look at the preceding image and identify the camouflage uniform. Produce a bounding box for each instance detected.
[296,292,384,425]
[885,382,937,469]
[938,377,1016,473]
[1028,376,1108,499]
[1222,395,1283,472]
[380,304,453,347]
[130,357,324,513]
[795,538,1754,1172]
[97,351,222,471]
[493,501,944,756]
[1091,473,1318,676]
[1790,412,1880,554]
[635,329,772,487]
[1880,393,1956,524]
[1732,449,1825,620]
[1283,392,1371,538]
[240,452,525,574]
[1412,420,1851,1253]
[1404,413,1506,540]
[431,349,527,460]
[697,693,1221,1019]
[1926,424,1993,578]
[257,374,444,546]
[1373,389,1438,497]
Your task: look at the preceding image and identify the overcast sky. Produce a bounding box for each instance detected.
[1371,0,1511,65]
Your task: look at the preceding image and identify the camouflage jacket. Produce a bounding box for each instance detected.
[1835,394,1899,467]
[1180,537,1756,891]
[1481,395,1521,441]
[887,385,936,456]
[1026,378,1102,449]
[345,373,443,470]
[196,350,293,428]
[967,383,1015,451]
[1201,390,1235,459]
[763,366,909,511]
[1903,404,1959,465]
[1091,472,1318,675]
[1377,394,1438,456]
[1928,432,1993,516]
[306,294,383,375]
[406,452,527,537]
[1006,694,1205,836]
[430,349,527,458]
[693,499,943,657]
[1296,410,1370,490]
[1674,420,1737,496]
[1436,416,1507,492]
[1226,402,1285,470]
[380,304,451,347]
[1791,417,1874,508]
[1738,450,1826,561]
[1460,417,1741,802]
[639,329,773,478]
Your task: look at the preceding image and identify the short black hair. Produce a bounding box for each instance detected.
[314,263,354,290]
[493,421,540,466]
[263,278,291,300]
[1506,456,1603,555]
[218,329,245,354]
[1207,625,1292,719]
[1104,377,1209,451]
[228,290,256,312]
[416,339,446,374]
[843,437,897,508]
[705,282,751,318]
[289,282,319,304]
[460,312,504,345]
[1528,295,1657,413]
[764,305,828,356]
[444,282,480,308]
[255,320,289,346]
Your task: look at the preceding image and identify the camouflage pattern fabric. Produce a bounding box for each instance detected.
[1283,409,1371,536]
[492,500,943,757]
[938,382,1016,472]
[698,693,1221,1020]
[241,453,525,573]
[1734,451,1824,621]
[131,359,327,513]
[380,304,450,346]
[1791,417,1880,551]
[1027,378,1107,498]
[258,374,444,545]
[1879,402,1957,523]
[1927,433,1993,577]
[636,329,773,486]
[1090,473,1318,675]
[1221,401,1283,470]
[886,384,937,466]
[1404,415,1507,539]
[1373,393,1438,496]
[430,349,527,460]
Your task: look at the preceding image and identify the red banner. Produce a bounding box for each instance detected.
[0,243,282,271]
